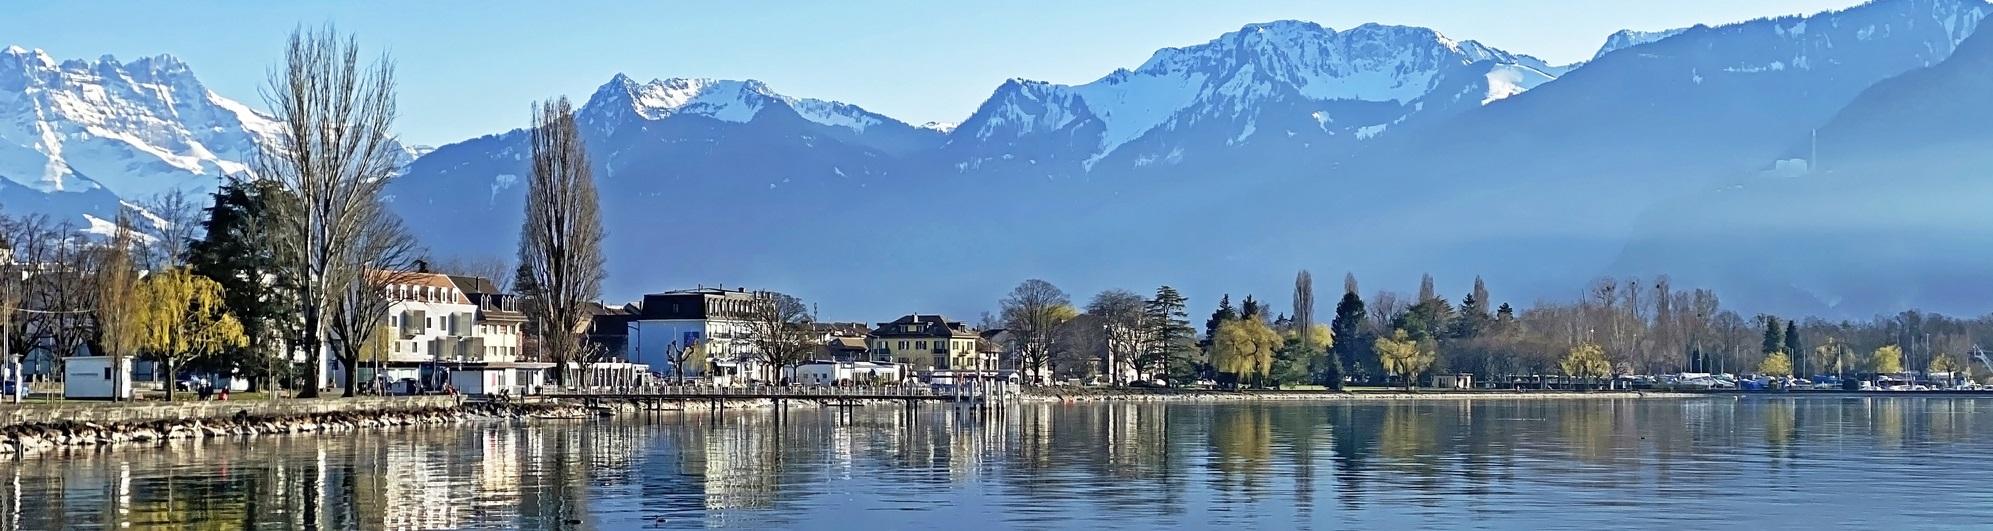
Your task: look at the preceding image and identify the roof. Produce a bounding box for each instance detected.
[446,275,501,295]
[871,313,979,339]
[829,337,869,350]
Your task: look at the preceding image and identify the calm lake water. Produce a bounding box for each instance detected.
[3,397,1993,530]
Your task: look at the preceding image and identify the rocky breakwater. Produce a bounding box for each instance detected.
[0,400,592,455]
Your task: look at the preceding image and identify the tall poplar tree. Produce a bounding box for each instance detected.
[519,97,607,387]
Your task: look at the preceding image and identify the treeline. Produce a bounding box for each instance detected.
[995,272,1993,388]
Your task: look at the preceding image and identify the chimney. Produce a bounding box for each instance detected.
[414,259,430,273]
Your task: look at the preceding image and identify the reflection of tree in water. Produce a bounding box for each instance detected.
[1555,400,1617,464]
[1761,398,1798,458]
[989,404,1188,520]
[1869,398,1906,450]
[1206,405,1273,496]
[1379,404,1439,473]
[1329,404,1381,508]
[1267,405,1333,519]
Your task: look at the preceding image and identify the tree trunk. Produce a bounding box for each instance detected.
[298,332,322,399]
[163,357,176,401]
[340,356,359,398]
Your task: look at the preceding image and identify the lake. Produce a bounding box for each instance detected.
[3,397,1992,529]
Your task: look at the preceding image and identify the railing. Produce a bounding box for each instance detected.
[551,384,937,398]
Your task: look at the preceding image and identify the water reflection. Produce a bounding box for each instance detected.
[2,397,1992,529]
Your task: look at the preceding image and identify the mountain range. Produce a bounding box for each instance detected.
[3,0,1991,319]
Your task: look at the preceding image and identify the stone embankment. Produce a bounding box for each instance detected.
[0,397,589,455]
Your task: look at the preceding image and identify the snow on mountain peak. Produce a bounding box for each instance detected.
[585,74,891,133]
[917,121,957,133]
[964,20,1561,168]
[0,47,278,201]
[1592,28,1692,60]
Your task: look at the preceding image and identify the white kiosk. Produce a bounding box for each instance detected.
[63,356,134,400]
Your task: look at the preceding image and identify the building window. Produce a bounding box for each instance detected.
[898,340,907,350]
[916,341,926,349]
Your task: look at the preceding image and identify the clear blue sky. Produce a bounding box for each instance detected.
[2,0,1865,146]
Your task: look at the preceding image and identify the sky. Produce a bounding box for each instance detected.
[0,0,1868,146]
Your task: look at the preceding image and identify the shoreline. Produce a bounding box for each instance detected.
[1015,389,1708,402]
[0,401,582,456]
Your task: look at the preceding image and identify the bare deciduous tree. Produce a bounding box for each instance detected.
[140,189,203,270]
[1293,270,1315,351]
[326,203,420,397]
[742,292,816,385]
[0,214,58,371]
[257,25,401,398]
[664,340,703,384]
[518,96,606,388]
[430,255,514,292]
[1086,289,1145,385]
[1001,279,1074,384]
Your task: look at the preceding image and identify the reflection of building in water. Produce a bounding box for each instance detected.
[478,429,523,495]
[701,418,780,510]
[370,438,473,529]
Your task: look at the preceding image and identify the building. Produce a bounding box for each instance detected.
[447,275,526,362]
[438,274,551,395]
[583,302,640,361]
[628,287,768,384]
[330,267,551,395]
[792,360,902,386]
[63,356,133,400]
[868,314,997,379]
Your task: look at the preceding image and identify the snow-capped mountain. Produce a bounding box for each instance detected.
[0,46,279,222]
[1592,28,1690,60]
[944,21,1565,177]
[390,74,949,303]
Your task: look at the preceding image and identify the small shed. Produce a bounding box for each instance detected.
[1430,373,1474,390]
[64,356,134,400]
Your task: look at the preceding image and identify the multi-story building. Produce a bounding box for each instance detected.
[446,275,525,362]
[628,287,767,384]
[868,314,995,373]
[330,267,549,394]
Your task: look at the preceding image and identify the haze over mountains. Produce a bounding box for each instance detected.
[3,0,1990,319]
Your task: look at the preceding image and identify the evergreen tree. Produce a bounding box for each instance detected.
[1200,294,1237,380]
[1761,316,1785,355]
[1241,295,1265,322]
[1452,281,1492,340]
[1495,303,1516,322]
[1203,294,1236,349]
[1141,286,1197,385]
[1397,297,1454,342]
[1329,288,1368,388]
[185,179,298,390]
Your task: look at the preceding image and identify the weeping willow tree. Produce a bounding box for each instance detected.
[1561,341,1614,390]
[1376,328,1435,390]
[136,268,248,401]
[1211,318,1281,389]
